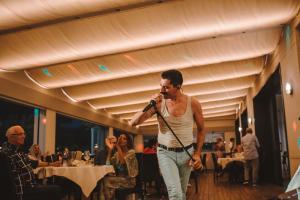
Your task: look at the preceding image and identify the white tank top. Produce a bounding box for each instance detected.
[157,96,194,147]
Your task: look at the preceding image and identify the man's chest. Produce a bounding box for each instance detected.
[166,101,187,117]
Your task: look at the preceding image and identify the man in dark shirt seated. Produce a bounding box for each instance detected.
[1,125,62,200]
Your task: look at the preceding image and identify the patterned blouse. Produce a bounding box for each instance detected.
[110,149,138,178]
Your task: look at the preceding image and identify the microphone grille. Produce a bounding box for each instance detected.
[150,100,156,106]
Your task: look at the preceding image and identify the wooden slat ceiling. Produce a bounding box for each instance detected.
[0,0,299,133]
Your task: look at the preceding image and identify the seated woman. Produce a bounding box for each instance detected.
[234,144,244,158]
[103,133,138,200]
[228,138,235,153]
[28,144,61,168]
[215,138,225,158]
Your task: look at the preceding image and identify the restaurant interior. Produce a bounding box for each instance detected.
[1,1,300,199]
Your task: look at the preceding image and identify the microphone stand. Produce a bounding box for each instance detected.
[153,106,195,162]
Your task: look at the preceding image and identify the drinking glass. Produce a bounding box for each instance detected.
[84,150,90,163]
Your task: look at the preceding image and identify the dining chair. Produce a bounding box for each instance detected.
[142,153,162,195]
[190,170,199,193]
[225,160,244,184]
[211,153,223,183]
[115,153,144,200]
[201,153,207,173]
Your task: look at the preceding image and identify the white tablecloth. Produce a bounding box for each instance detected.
[34,165,114,197]
[217,157,245,169]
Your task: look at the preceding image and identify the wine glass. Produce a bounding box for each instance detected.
[84,150,90,164]
[69,151,76,166]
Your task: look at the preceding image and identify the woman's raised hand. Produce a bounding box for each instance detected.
[105,136,117,151]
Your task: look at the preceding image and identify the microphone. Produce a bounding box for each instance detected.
[143,100,156,112]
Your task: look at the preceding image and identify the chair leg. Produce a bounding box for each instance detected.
[193,175,198,193]
[214,171,219,183]
[213,172,216,183]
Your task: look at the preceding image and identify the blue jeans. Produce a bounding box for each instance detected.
[157,146,193,200]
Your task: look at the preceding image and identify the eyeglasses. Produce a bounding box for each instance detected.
[11,132,26,136]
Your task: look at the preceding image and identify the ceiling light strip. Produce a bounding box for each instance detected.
[94,93,247,110]
[0,68,16,72]
[109,108,141,115]
[112,100,239,116]
[61,88,78,102]
[111,101,240,115]
[123,109,236,121]
[24,70,48,89]
[202,102,239,110]
[205,112,236,118]
[137,122,158,127]
[137,113,237,127]
[86,101,98,110]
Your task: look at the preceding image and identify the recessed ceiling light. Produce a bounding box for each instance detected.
[285,82,293,95]
[42,68,52,77]
[98,65,109,72]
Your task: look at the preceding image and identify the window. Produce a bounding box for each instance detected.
[55,114,107,152]
[0,98,34,151]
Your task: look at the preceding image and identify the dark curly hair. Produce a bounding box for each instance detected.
[161,69,183,88]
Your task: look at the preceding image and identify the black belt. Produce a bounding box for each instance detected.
[158,143,193,152]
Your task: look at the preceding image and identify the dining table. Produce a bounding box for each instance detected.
[217,156,245,169]
[34,165,114,197]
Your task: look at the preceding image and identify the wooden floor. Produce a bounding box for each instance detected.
[144,172,284,200]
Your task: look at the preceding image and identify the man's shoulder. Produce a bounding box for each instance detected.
[190,96,196,103]
[1,142,12,154]
[249,134,257,139]
[190,96,202,110]
[0,149,8,157]
[241,134,249,141]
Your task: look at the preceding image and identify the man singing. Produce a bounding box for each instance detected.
[130,69,205,200]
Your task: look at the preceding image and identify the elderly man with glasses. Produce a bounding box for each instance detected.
[1,125,62,200]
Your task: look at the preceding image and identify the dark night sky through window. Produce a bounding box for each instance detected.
[0,98,34,151]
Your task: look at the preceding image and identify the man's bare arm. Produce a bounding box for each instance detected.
[129,94,162,126]
[129,107,155,126]
[191,97,205,155]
